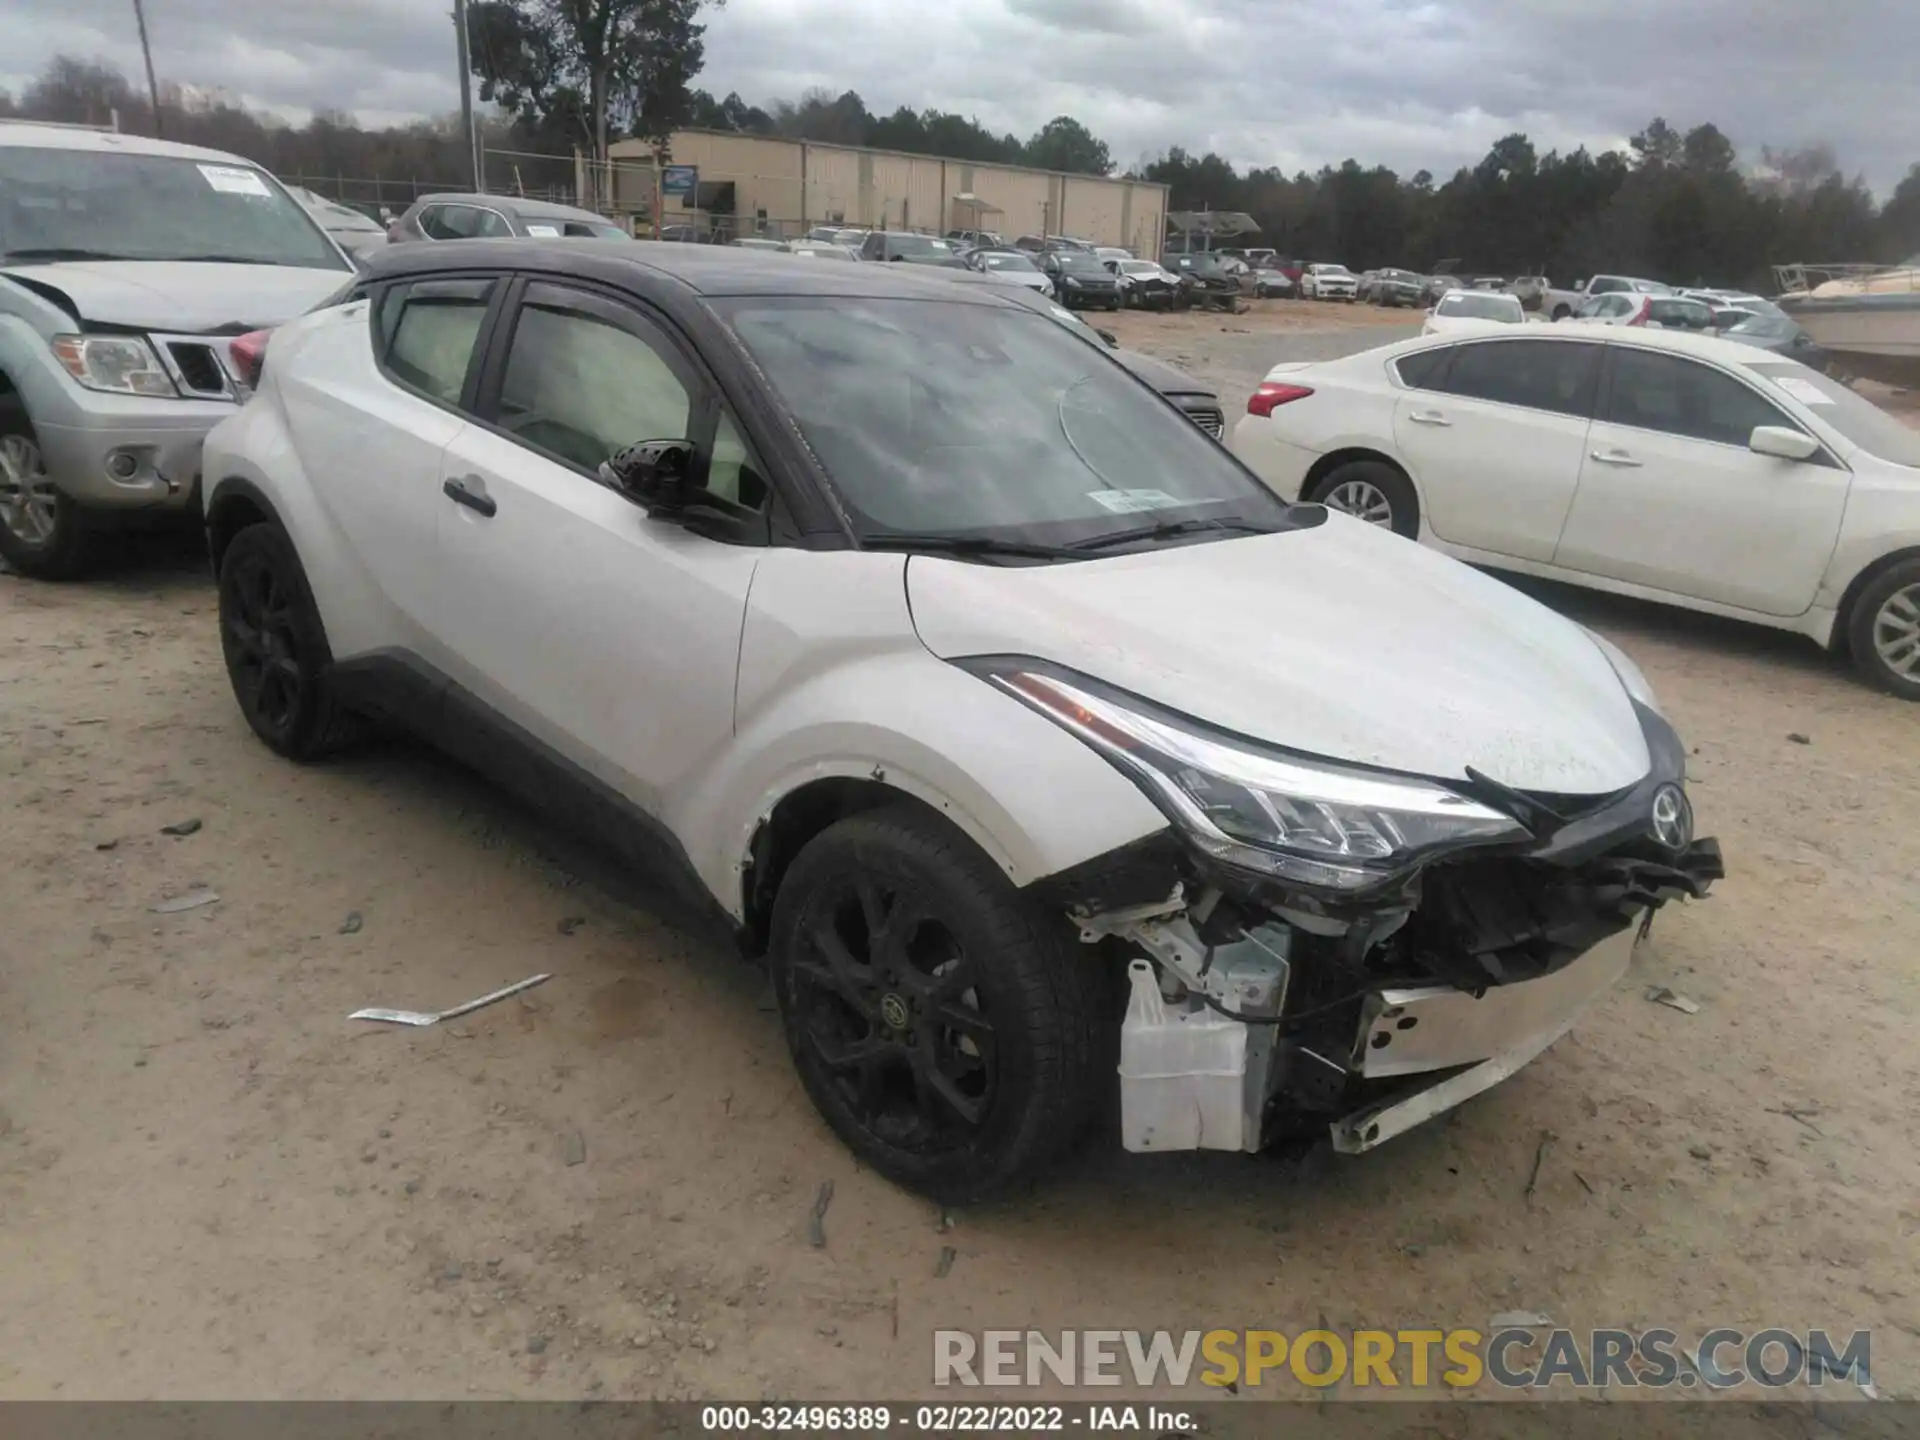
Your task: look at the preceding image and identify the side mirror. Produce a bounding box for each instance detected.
[1096,329,1119,348]
[601,439,693,511]
[1748,425,1820,462]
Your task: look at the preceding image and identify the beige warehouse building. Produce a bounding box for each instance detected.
[602,130,1170,255]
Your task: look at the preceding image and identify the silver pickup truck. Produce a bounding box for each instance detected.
[0,121,352,578]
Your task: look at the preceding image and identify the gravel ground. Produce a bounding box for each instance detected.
[1,306,1916,1407]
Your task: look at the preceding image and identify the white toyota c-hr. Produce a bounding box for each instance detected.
[200,242,1721,1202]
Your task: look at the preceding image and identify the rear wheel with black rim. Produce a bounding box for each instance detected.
[0,403,91,579]
[217,522,361,759]
[769,808,1104,1203]
[1847,557,1920,701]
[1307,459,1421,539]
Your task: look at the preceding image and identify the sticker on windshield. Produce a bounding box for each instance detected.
[1770,374,1833,406]
[198,164,272,198]
[524,223,561,237]
[1088,488,1184,514]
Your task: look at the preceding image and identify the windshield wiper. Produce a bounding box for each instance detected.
[1068,517,1277,551]
[859,533,1081,561]
[1,247,134,264]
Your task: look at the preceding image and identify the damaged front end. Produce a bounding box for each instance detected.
[992,661,1724,1158]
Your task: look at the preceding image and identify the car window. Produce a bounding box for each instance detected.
[1588,277,1626,295]
[1604,348,1801,447]
[1393,346,1453,390]
[1438,339,1600,417]
[417,206,461,240]
[494,287,691,472]
[0,145,346,271]
[706,410,771,512]
[383,279,494,404]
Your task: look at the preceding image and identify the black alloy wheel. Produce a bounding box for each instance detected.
[770,809,1103,1202]
[217,523,359,759]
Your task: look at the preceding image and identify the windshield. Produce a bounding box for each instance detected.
[0,145,347,270]
[885,234,950,255]
[1437,292,1523,321]
[1121,261,1162,276]
[1747,362,1920,467]
[1727,314,1795,339]
[980,252,1038,272]
[1054,253,1107,275]
[1317,265,1353,276]
[717,297,1289,547]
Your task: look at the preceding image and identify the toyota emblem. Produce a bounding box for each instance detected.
[1650,784,1692,851]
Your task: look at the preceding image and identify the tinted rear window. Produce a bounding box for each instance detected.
[1442,339,1601,417]
[1393,346,1453,390]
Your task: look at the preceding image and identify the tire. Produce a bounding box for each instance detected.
[0,402,92,580]
[1306,459,1421,539]
[1846,557,1920,700]
[216,522,361,759]
[1552,306,1572,321]
[768,806,1104,1204]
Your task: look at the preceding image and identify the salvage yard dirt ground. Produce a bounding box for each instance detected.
[2,303,1917,1406]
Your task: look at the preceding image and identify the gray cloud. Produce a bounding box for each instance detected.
[2,0,1914,192]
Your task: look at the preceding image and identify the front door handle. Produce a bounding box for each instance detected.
[1408,409,1450,426]
[443,475,497,517]
[1589,449,1642,467]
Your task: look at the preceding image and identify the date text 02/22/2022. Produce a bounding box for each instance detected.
[699,1404,1192,1432]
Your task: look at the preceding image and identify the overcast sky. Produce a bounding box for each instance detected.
[3,0,1915,194]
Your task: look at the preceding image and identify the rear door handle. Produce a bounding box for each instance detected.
[442,475,497,517]
[1408,410,1451,426]
[1589,449,1642,467]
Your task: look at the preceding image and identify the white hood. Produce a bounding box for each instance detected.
[0,261,349,332]
[908,513,1651,793]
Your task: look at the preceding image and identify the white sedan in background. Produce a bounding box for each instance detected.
[1424,290,1525,333]
[1230,325,1920,697]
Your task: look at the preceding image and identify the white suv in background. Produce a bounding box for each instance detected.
[1300,263,1359,301]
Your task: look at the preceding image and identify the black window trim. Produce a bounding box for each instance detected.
[465,274,784,546]
[1593,341,1843,468]
[370,271,509,418]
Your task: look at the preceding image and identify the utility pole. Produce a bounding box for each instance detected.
[452,0,481,189]
[131,0,163,138]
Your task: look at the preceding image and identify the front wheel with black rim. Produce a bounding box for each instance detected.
[769,808,1104,1204]
[0,404,91,579]
[217,522,361,759]
[1306,459,1421,539]
[1847,557,1920,700]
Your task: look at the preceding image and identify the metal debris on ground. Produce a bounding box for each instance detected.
[338,911,364,935]
[1787,732,1811,745]
[159,818,203,836]
[563,1131,586,1167]
[348,973,551,1027]
[807,1181,835,1248]
[95,840,118,852]
[1574,1171,1595,1195]
[151,889,220,914]
[934,1246,957,1279]
[1765,1104,1824,1136]
[1524,1130,1555,1206]
[1644,985,1701,1014]
[1490,1311,1554,1330]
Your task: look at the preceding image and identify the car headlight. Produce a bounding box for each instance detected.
[52,334,179,397]
[1587,632,1662,715]
[974,664,1528,891]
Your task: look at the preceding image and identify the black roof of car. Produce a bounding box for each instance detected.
[359,236,1029,304]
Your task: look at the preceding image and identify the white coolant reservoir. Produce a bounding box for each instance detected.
[1118,959,1249,1152]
